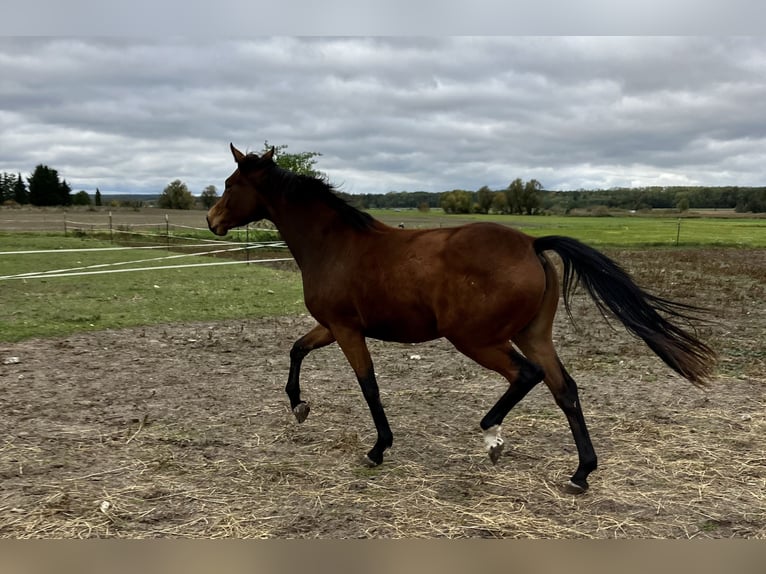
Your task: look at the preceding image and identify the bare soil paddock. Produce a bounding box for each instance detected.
[1,248,764,538]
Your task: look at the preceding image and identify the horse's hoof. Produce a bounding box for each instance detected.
[488,443,504,465]
[363,455,380,468]
[562,479,589,495]
[292,402,310,423]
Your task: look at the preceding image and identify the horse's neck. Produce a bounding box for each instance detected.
[267,198,358,269]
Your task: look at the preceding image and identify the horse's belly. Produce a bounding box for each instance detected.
[362,309,439,343]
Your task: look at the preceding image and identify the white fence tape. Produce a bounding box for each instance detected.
[0,241,286,256]
[1,245,254,280]
[1,258,296,280]
[0,240,292,281]
[1,212,291,280]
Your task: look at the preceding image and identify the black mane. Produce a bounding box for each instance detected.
[269,165,376,231]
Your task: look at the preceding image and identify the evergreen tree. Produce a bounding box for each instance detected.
[28,164,64,206]
[95,188,102,206]
[59,179,72,206]
[0,172,11,202]
[14,173,28,204]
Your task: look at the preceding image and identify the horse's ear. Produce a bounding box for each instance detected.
[262,146,275,162]
[230,143,245,163]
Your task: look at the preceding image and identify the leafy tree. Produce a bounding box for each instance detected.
[676,194,690,212]
[735,188,766,213]
[72,190,92,206]
[522,179,543,214]
[158,179,195,210]
[28,164,70,206]
[200,185,219,209]
[440,189,472,214]
[475,185,493,214]
[262,140,323,178]
[491,191,509,214]
[505,178,524,214]
[499,178,543,214]
[95,188,102,206]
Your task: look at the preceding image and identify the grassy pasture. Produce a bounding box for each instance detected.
[3,205,765,247]
[374,209,766,247]
[0,233,304,342]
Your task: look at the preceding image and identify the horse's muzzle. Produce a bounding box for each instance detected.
[206,215,225,236]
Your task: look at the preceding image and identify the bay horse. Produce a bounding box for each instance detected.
[207,144,715,493]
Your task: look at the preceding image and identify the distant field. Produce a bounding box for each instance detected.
[372,209,766,247]
[2,205,765,247]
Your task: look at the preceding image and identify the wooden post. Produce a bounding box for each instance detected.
[109,211,113,243]
[676,219,681,247]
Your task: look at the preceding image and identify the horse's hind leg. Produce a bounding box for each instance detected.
[287,323,335,422]
[449,340,545,464]
[514,332,598,493]
[481,349,546,464]
[506,252,597,493]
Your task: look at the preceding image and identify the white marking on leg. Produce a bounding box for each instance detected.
[483,425,504,452]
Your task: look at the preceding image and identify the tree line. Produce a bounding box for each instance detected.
[1,166,105,207]
[4,155,765,213]
[439,179,544,214]
[348,184,766,214]
[544,186,766,213]
[1,143,323,211]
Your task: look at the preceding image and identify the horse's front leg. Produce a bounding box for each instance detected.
[332,325,393,466]
[286,323,335,423]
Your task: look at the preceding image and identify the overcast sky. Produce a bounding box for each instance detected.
[2,36,766,195]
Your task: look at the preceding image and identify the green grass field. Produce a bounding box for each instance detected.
[1,210,764,342]
[0,233,304,342]
[372,210,766,247]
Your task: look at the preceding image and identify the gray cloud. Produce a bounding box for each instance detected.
[1,37,765,195]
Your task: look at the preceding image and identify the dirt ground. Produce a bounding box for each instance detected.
[1,248,764,538]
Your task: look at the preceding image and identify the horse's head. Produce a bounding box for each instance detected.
[206,143,275,236]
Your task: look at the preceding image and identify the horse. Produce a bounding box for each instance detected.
[207,144,716,493]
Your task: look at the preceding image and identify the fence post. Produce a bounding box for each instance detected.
[165,213,170,250]
[63,218,67,237]
[676,218,681,247]
[109,211,113,243]
[246,224,250,263]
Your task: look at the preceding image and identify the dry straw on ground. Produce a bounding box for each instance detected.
[1,248,764,538]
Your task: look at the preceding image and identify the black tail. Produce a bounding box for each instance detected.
[534,235,716,386]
